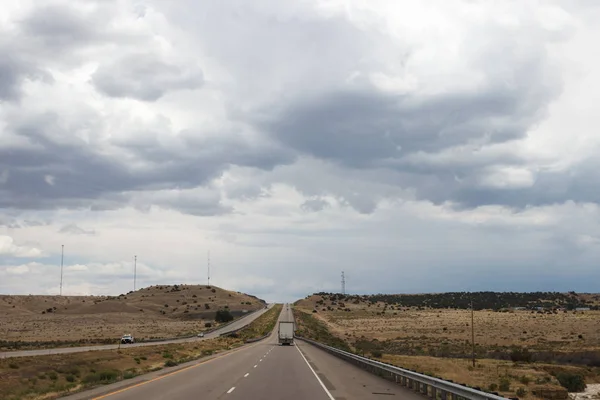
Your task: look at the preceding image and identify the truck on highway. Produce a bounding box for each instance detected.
[278,321,294,345]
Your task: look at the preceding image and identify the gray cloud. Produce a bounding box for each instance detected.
[301,198,330,213]
[59,224,96,235]
[92,53,204,101]
[0,111,293,214]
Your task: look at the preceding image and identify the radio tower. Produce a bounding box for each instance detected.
[341,271,346,295]
[207,250,211,287]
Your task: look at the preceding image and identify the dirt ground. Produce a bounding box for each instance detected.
[296,296,600,352]
[295,294,600,399]
[0,285,264,345]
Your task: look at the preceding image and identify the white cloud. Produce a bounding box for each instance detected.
[0,235,43,257]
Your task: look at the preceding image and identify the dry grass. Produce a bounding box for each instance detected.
[238,304,283,341]
[297,296,600,353]
[0,285,264,347]
[295,295,600,398]
[380,354,592,399]
[0,337,243,400]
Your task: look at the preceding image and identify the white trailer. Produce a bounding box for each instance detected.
[278,321,294,345]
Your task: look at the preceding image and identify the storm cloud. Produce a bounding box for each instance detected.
[2,0,600,298]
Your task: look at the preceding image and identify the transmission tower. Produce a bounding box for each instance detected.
[341,271,346,295]
[207,250,211,286]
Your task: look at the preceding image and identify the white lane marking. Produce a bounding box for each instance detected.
[259,358,263,362]
[254,364,257,368]
[244,373,249,377]
[227,387,236,394]
[295,344,335,400]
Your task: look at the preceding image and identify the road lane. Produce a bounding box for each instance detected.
[62,303,332,400]
[60,303,429,400]
[296,340,424,399]
[0,304,273,359]
[225,303,331,400]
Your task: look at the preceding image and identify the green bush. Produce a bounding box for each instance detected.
[48,372,58,381]
[488,383,498,391]
[66,375,76,383]
[510,347,532,363]
[162,352,173,359]
[519,375,530,385]
[164,360,178,367]
[516,387,527,397]
[8,363,18,369]
[123,371,135,380]
[215,310,234,323]
[556,372,586,392]
[499,377,511,391]
[371,350,383,358]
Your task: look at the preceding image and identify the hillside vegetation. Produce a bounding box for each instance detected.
[1,285,265,347]
[309,291,599,311]
[294,293,600,400]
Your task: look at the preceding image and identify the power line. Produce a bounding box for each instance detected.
[60,245,64,296]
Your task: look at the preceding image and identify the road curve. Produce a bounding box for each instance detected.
[59,303,423,400]
[0,304,273,359]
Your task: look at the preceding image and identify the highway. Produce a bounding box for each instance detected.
[60,304,422,400]
[0,305,273,359]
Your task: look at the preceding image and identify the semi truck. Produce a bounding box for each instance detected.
[278,321,294,345]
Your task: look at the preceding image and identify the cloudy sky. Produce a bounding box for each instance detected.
[1,0,600,302]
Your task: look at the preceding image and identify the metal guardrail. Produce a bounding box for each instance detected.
[296,336,509,400]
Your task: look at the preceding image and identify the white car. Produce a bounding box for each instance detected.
[197,332,205,338]
[121,334,134,344]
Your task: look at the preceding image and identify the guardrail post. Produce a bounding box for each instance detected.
[440,390,447,400]
[431,386,436,399]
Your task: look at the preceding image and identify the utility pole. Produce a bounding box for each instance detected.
[207,250,211,287]
[60,245,64,296]
[471,295,476,367]
[133,255,137,291]
[341,271,346,295]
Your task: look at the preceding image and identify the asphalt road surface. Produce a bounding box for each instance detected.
[60,304,423,400]
[0,304,273,359]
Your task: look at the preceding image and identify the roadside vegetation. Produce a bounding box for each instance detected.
[237,304,283,342]
[293,309,351,352]
[294,293,600,399]
[0,337,242,400]
[0,304,283,400]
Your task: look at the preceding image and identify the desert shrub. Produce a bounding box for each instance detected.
[371,350,383,358]
[215,310,233,323]
[519,375,530,385]
[134,357,141,364]
[162,352,173,359]
[66,375,76,382]
[211,288,216,293]
[164,360,178,367]
[140,356,147,360]
[205,322,212,328]
[123,371,135,379]
[556,372,586,392]
[510,347,532,363]
[488,383,498,391]
[204,303,210,310]
[48,371,58,381]
[516,387,527,397]
[8,363,18,369]
[499,377,511,391]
